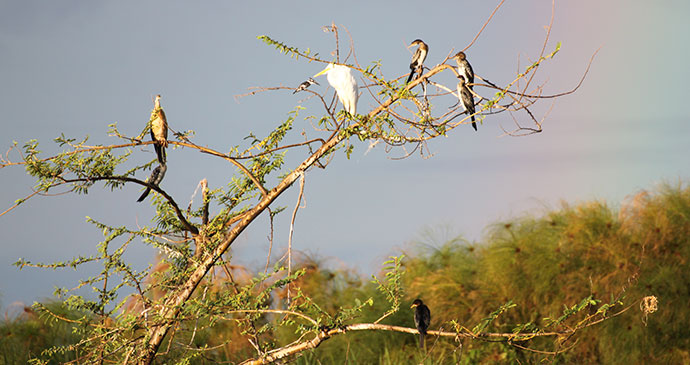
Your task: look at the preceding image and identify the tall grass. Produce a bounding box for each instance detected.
[4,183,689,363]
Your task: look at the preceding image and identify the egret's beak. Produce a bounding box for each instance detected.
[313,67,328,78]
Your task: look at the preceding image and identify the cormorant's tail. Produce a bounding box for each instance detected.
[418,332,425,348]
[406,67,415,84]
[472,116,477,131]
[137,188,151,202]
[154,143,166,164]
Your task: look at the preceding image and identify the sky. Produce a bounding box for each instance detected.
[1,1,689,309]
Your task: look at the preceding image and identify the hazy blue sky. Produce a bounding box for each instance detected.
[1,1,689,309]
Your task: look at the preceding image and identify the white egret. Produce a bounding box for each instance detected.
[457,77,477,131]
[314,63,358,116]
[406,39,428,84]
[150,94,169,164]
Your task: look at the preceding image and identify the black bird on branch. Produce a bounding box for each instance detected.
[137,164,167,202]
[457,77,477,131]
[452,51,474,90]
[406,39,428,84]
[411,298,431,349]
[293,77,319,94]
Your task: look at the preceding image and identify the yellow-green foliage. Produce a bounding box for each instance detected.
[402,183,690,363]
[0,302,83,364]
[4,183,689,363]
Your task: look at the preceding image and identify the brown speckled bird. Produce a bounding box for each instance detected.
[150,94,168,164]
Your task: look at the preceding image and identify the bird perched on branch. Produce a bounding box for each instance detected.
[452,51,474,90]
[149,94,168,164]
[137,164,167,202]
[293,77,319,94]
[457,77,477,131]
[314,63,358,116]
[406,39,428,84]
[411,299,431,349]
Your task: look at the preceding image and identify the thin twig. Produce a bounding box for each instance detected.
[286,173,306,304]
[462,0,507,52]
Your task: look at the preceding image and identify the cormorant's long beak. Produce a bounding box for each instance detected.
[410,303,418,309]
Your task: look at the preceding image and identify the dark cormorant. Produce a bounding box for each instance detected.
[457,77,477,131]
[453,51,474,90]
[406,39,429,84]
[137,164,167,202]
[411,298,431,349]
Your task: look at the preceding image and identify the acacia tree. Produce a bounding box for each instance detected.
[1,3,626,364]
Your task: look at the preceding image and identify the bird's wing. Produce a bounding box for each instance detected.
[158,108,168,142]
[410,47,422,69]
[466,61,474,82]
[418,46,428,66]
[346,73,358,115]
[423,306,431,328]
[155,164,167,184]
[460,87,475,111]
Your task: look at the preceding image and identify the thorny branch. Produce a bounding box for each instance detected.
[1,1,602,363]
[239,299,637,365]
[56,174,199,235]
